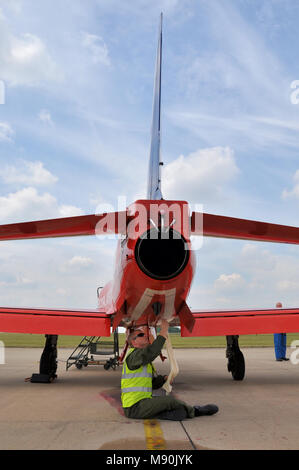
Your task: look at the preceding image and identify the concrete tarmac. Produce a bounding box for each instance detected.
[0,347,298,450]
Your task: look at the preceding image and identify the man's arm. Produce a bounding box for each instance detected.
[126,320,169,370]
[126,335,166,370]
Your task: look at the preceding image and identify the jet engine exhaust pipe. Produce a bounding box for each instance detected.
[134,228,189,281]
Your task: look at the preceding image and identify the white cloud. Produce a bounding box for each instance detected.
[182,53,243,94]
[0,275,34,287]
[16,274,34,285]
[162,146,239,202]
[170,1,297,155]
[82,32,110,66]
[0,161,58,186]
[188,241,299,310]
[0,187,83,223]
[240,244,276,272]
[56,288,68,296]
[11,33,43,62]
[67,256,94,267]
[0,122,13,142]
[0,17,62,86]
[0,238,114,309]
[58,205,84,217]
[277,280,299,291]
[202,0,285,104]
[214,273,244,290]
[0,0,23,14]
[38,109,54,126]
[282,169,299,200]
[235,244,299,306]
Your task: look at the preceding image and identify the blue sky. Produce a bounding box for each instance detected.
[1,0,299,312]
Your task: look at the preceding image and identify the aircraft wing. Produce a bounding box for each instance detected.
[0,307,111,336]
[0,212,121,338]
[181,307,299,337]
[2,210,299,244]
[0,211,126,241]
[191,212,299,244]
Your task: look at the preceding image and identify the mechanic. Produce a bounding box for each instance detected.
[121,319,219,420]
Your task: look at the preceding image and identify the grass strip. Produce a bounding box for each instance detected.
[1,332,299,348]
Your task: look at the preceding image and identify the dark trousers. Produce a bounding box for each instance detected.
[274,333,287,359]
[124,395,195,420]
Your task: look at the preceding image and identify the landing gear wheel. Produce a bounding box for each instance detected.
[30,335,58,383]
[39,335,58,378]
[226,335,245,381]
[228,350,245,381]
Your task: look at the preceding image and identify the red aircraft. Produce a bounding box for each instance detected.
[1,14,299,386]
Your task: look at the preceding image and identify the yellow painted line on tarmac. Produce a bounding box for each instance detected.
[144,419,166,450]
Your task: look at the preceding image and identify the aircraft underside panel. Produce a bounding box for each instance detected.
[0,307,111,336]
[181,308,299,337]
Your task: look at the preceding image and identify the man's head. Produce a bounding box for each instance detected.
[128,325,150,349]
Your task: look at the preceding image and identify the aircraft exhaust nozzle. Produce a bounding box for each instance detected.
[134,228,189,280]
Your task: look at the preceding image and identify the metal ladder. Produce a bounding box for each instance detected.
[66,330,119,371]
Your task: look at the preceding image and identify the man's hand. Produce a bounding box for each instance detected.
[159,319,169,339]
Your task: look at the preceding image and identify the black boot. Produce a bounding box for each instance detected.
[194,404,219,417]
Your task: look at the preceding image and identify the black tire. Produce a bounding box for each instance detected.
[40,350,57,376]
[39,336,58,378]
[76,363,83,370]
[231,351,245,381]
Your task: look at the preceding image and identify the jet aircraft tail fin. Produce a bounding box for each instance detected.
[147,12,163,200]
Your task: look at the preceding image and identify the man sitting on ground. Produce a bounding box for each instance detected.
[121,319,219,420]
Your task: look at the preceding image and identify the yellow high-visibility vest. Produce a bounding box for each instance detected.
[121,348,153,408]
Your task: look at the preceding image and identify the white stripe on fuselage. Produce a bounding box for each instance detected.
[131,288,176,321]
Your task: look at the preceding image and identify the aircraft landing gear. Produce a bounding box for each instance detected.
[30,334,58,383]
[226,335,245,381]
